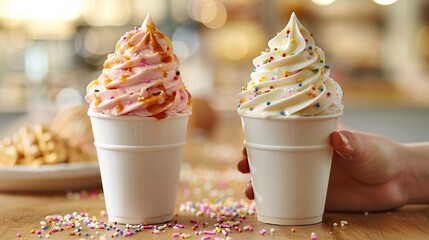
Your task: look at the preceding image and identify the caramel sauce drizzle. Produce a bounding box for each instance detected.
[141,23,172,63]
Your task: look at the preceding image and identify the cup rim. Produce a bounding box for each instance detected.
[87,111,191,121]
[240,112,342,121]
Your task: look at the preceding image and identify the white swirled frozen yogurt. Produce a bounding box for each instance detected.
[237,13,343,118]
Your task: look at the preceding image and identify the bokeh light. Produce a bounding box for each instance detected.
[311,0,336,6]
[83,0,131,26]
[416,26,429,56]
[172,26,200,61]
[55,88,83,111]
[373,0,398,6]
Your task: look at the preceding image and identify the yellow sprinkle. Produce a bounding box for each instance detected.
[103,78,112,86]
[276,50,281,54]
[119,75,128,82]
[94,93,102,107]
[138,96,145,102]
[291,39,296,43]
[115,101,124,113]
[86,79,99,91]
[259,76,267,82]
[241,87,247,91]
[297,78,302,83]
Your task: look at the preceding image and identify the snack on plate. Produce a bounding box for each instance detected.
[0,105,97,167]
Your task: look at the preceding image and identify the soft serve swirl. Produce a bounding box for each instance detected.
[237,13,343,118]
[86,14,192,119]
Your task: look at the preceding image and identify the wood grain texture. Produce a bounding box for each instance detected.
[1,187,429,240]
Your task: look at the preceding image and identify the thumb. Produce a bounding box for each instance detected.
[330,130,370,162]
[331,130,355,157]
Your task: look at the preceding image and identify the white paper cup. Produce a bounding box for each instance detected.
[88,112,190,224]
[240,113,340,225]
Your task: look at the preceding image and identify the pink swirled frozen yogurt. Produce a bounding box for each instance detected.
[85,14,192,119]
[237,13,343,118]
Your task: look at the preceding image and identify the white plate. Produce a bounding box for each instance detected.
[0,162,101,192]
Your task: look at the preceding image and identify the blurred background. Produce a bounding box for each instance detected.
[0,0,429,167]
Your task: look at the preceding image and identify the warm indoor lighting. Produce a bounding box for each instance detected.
[131,0,167,25]
[373,0,398,5]
[172,26,200,61]
[311,0,336,6]
[222,31,249,61]
[188,0,227,29]
[0,0,83,21]
[201,1,227,29]
[416,26,429,55]
[83,0,131,26]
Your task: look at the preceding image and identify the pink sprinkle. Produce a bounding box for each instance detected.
[128,232,134,236]
[110,96,114,99]
[293,70,299,74]
[259,229,266,235]
[311,235,317,240]
[203,230,216,235]
[36,230,42,235]
[172,233,180,237]
[127,100,131,105]
[201,236,210,240]
[123,36,127,41]
[270,76,275,80]
[140,59,146,65]
[16,233,21,238]
[305,38,309,42]
[181,96,184,100]
[143,225,153,229]
[221,224,231,228]
[175,224,184,229]
[145,79,150,83]
[134,26,139,30]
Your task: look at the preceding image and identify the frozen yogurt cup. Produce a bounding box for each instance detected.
[237,12,343,225]
[86,14,192,224]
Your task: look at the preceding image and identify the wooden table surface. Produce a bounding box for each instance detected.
[1,164,429,240]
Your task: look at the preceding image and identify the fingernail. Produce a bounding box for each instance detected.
[338,132,353,154]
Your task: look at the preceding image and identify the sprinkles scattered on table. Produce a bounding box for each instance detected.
[17,167,350,239]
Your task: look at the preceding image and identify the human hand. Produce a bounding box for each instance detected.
[237,130,412,212]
